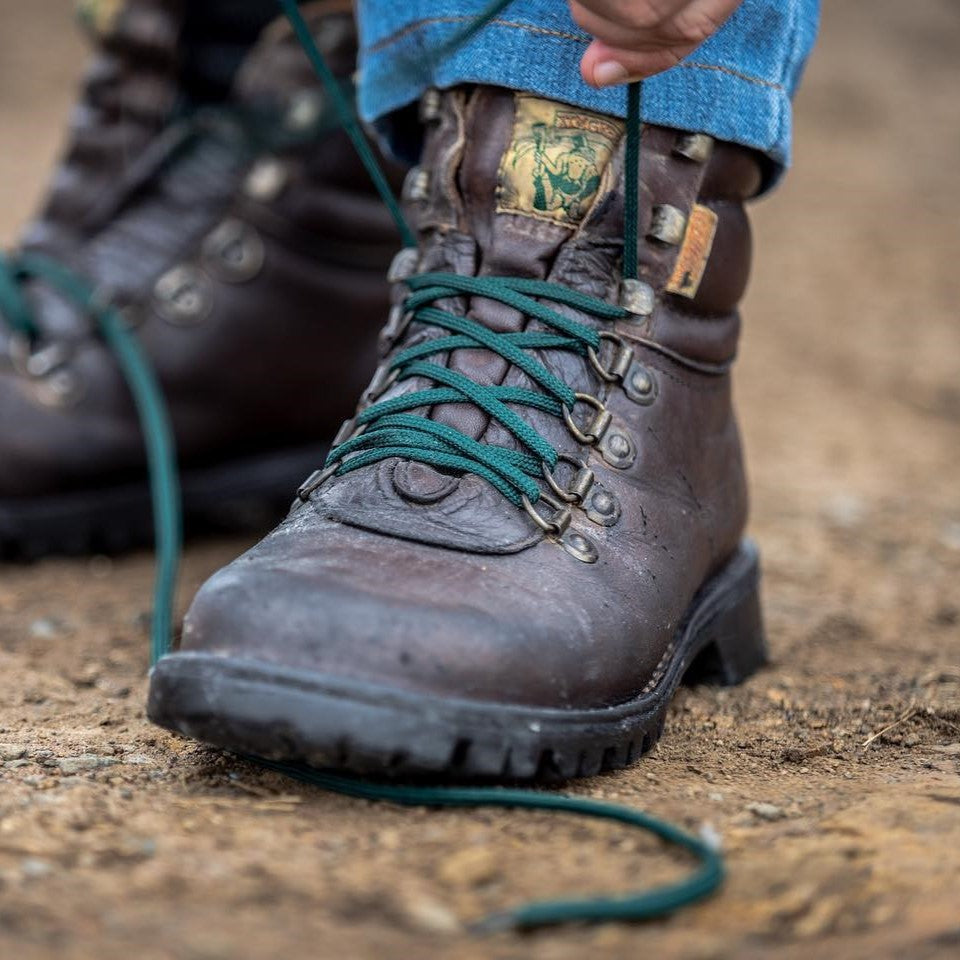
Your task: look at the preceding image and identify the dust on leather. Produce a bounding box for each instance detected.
[496,94,623,227]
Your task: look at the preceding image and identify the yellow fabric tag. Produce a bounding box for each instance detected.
[496,95,623,227]
[666,203,718,299]
[76,0,124,37]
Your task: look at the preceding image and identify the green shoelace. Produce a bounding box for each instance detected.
[312,272,630,511]
[0,0,725,932]
[0,252,182,666]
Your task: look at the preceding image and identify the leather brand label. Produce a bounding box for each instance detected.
[666,203,718,298]
[76,0,124,37]
[497,95,623,227]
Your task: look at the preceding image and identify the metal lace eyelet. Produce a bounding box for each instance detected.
[8,333,85,409]
[17,340,71,379]
[541,455,594,505]
[587,331,635,384]
[562,392,612,446]
[598,427,637,469]
[419,88,442,123]
[201,219,265,284]
[154,265,213,325]
[33,367,85,408]
[584,485,621,527]
[332,417,365,447]
[297,462,340,502]
[244,157,288,202]
[402,167,431,203]
[673,132,714,163]
[648,204,687,246]
[623,362,659,405]
[360,363,400,407]
[619,279,655,318]
[521,493,572,539]
[285,89,326,131]
[378,304,413,354]
[387,248,419,283]
[559,531,599,564]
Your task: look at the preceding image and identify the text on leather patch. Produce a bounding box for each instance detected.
[497,96,623,227]
[666,203,718,299]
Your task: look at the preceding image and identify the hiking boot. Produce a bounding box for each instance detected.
[0,2,400,557]
[149,87,768,780]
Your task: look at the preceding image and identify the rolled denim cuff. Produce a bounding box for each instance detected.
[356,0,819,189]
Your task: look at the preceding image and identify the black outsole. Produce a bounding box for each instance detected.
[148,541,767,782]
[0,444,326,560]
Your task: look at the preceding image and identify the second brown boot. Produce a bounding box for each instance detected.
[0,3,400,556]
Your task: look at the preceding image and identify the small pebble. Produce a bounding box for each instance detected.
[55,755,119,775]
[746,802,787,821]
[29,617,69,639]
[20,858,53,880]
[699,822,724,852]
[939,521,960,552]
[821,493,866,529]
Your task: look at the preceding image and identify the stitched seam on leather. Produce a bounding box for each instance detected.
[636,355,729,393]
[641,641,675,695]
[663,303,738,322]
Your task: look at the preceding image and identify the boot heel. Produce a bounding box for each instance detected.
[683,577,768,688]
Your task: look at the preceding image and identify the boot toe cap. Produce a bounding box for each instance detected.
[178,508,659,710]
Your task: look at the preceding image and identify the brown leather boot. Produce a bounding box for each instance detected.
[149,87,767,780]
[0,2,399,556]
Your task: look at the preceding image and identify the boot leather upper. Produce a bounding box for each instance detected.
[179,87,761,712]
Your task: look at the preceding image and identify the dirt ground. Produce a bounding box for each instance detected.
[1,2,958,958]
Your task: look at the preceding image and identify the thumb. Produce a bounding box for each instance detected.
[580,39,689,88]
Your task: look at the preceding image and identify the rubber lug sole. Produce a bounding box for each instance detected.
[148,540,766,782]
[0,444,325,560]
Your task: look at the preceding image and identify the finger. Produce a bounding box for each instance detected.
[580,38,694,87]
[570,1,680,51]
[571,0,742,51]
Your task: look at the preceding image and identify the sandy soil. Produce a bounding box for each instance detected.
[1,2,958,958]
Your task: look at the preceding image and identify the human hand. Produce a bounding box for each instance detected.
[573,0,745,87]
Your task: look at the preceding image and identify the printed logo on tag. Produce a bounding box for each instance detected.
[666,203,718,299]
[497,96,623,227]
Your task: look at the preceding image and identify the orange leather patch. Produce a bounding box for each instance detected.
[666,204,718,299]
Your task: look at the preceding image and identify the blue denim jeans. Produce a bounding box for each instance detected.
[355,0,819,183]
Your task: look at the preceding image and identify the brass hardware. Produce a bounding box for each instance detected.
[588,332,634,383]
[619,279,655,317]
[560,531,599,564]
[623,362,658,405]
[562,392,611,445]
[244,157,288,202]
[673,132,714,163]
[153,265,213,325]
[648,204,687,246]
[387,248,419,283]
[202,219,265,284]
[599,428,637,469]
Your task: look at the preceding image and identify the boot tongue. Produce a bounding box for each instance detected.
[397,87,624,502]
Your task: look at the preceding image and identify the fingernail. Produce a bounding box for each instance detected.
[592,61,630,88]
